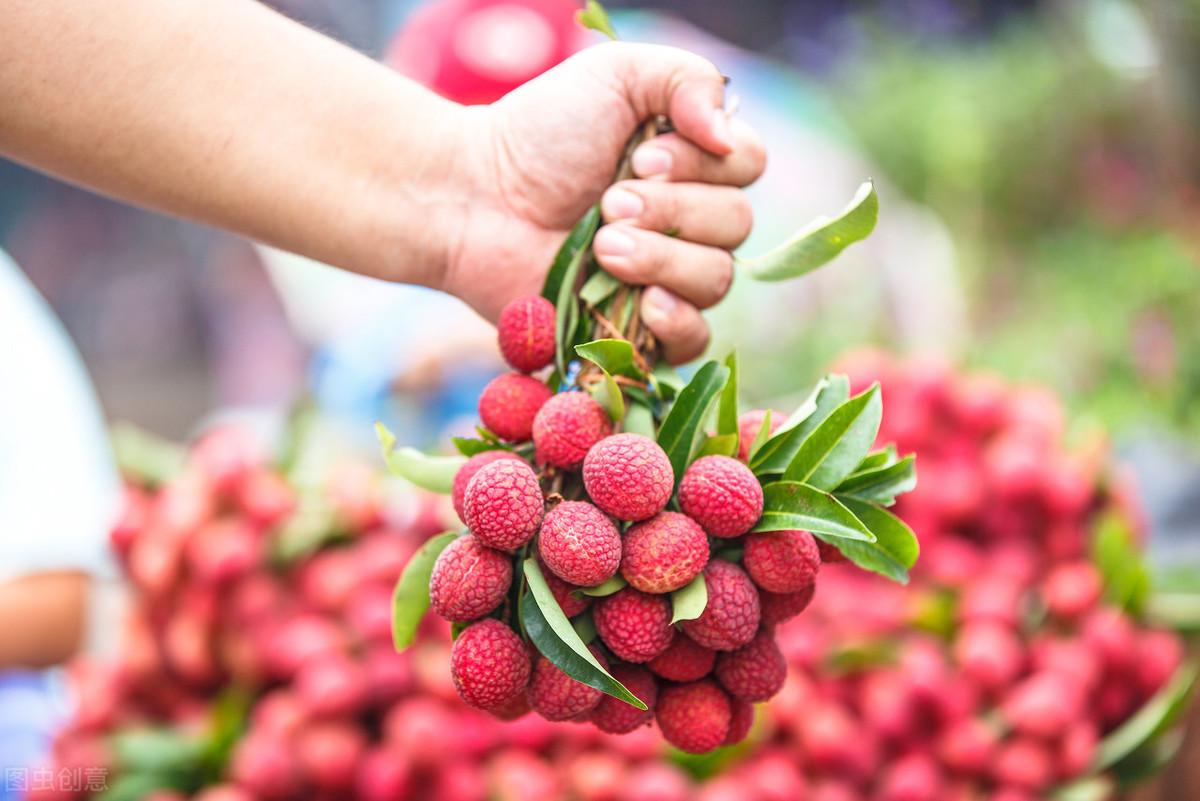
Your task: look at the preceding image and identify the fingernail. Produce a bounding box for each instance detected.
[643,287,677,323]
[631,145,673,178]
[602,187,644,220]
[593,226,636,258]
[711,109,734,151]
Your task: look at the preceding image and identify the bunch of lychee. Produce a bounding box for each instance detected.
[431,295,826,753]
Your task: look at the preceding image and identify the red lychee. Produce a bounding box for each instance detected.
[743,529,820,594]
[497,295,556,373]
[954,621,1024,692]
[479,373,553,442]
[1041,561,1102,620]
[715,629,786,702]
[759,585,816,626]
[992,739,1053,792]
[582,433,673,521]
[936,718,996,774]
[1002,671,1085,738]
[648,633,715,682]
[621,511,709,594]
[528,647,606,721]
[682,561,761,651]
[655,679,733,754]
[452,450,522,522]
[737,409,783,462]
[538,501,622,587]
[450,619,531,710]
[484,689,532,721]
[540,562,591,617]
[295,721,367,794]
[463,459,544,552]
[878,751,943,801]
[295,655,368,718]
[678,455,764,538]
[594,587,675,663]
[429,533,512,621]
[816,539,847,564]
[590,663,657,734]
[356,748,416,801]
[532,392,613,468]
[229,732,300,801]
[724,698,755,745]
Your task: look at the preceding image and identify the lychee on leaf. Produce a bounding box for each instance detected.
[532,392,613,469]
[538,500,622,588]
[428,533,512,622]
[594,587,675,663]
[590,663,658,734]
[743,529,821,594]
[583,433,674,521]
[452,450,521,522]
[450,619,531,710]
[478,373,553,442]
[497,295,556,373]
[621,511,709,594]
[528,647,606,721]
[714,629,786,702]
[678,455,764,538]
[655,679,733,754]
[462,459,544,552]
[682,561,761,651]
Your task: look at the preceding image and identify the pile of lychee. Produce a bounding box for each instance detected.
[431,295,825,753]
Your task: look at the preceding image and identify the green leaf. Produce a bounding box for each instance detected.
[376,423,463,493]
[622,403,656,439]
[575,338,644,380]
[1092,662,1197,771]
[651,363,684,400]
[717,351,739,438]
[751,376,849,475]
[746,409,774,463]
[452,437,509,457]
[853,445,898,473]
[576,0,618,39]
[547,207,602,372]
[836,455,916,506]
[391,531,458,650]
[589,368,626,422]
[580,269,622,307]
[670,574,709,624]
[109,422,187,487]
[111,727,207,774]
[744,181,879,281]
[657,361,730,484]
[522,560,647,709]
[698,434,739,458]
[1051,777,1115,801]
[543,206,601,303]
[784,384,882,489]
[95,774,179,801]
[1091,513,1151,615]
[754,482,875,542]
[834,499,920,583]
[579,575,627,597]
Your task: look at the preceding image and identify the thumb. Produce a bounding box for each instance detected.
[595,42,733,156]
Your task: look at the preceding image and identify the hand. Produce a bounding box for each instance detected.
[441,42,766,364]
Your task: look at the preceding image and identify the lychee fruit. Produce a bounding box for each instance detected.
[294,654,368,717]
[743,529,820,594]
[594,587,675,663]
[954,621,1024,692]
[759,585,816,626]
[1001,671,1085,738]
[648,633,716,682]
[590,663,657,734]
[532,392,613,468]
[678,456,764,538]
[528,647,606,721]
[992,738,1053,792]
[538,501,621,587]
[485,689,532,721]
[583,433,673,521]
[497,295,556,373]
[462,459,544,552]
[479,373,553,442]
[452,450,521,522]
[621,511,709,594]
[715,629,786,702]
[724,698,755,745]
[429,534,512,621]
[737,409,783,462]
[450,619,531,710]
[683,561,761,651]
[1041,561,1102,620]
[655,679,733,754]
[816,540,847,564]
[540,562,591,618]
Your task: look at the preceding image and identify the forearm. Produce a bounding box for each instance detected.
[0,0,465,286]
[0,572,87,669]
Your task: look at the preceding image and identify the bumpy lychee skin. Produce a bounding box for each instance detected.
[678,456,764,538]
[648,633,716,682]
[759,585,816,626]
[485,690,532,722]
[743,529,821,594]
[816,539,847,564]
[715,629,786,702]
[583,434,674,521]
[725,698,755,745]
[532,392,613,469]
[737,409,783,462]
[538,501,621,587]
[479,373,553,442]
[621,511,709,594]
[497,295,556,373]
[452,450,521,522]
[463,459,544,552]
[683,561,761,651]
[428,534,512,622]
[540,563,591,618]
[528,647,606,721]
[590,663,658,734]
[450,620,531,710]
[594,587,675,663]
[655,679,733,754]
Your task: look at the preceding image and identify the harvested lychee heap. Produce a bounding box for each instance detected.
[589,663,657,734]
[449,619,531,710]
[655,678,734,754]
[428,533,511,621]
[532,391,613,468]
[582,433,673,521]
[462,459,544,552]
[620,511,709,594]
[478,372,553,442]
[594,587,675,663]
[451,449,520,522]
[528,648,606,721]
[714,629,787,701]
[496,294,556,373]
[537,500,621,587]
[683,560,761,651]
[678,455,764,538]
[743,529,821,594]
